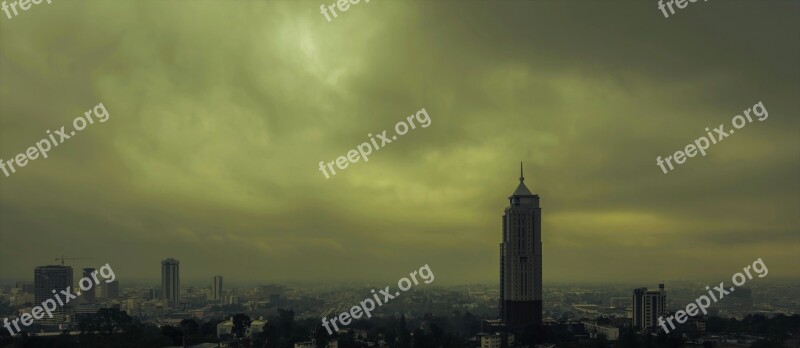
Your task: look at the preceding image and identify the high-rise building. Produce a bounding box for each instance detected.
[161,258,180,307]
[633,284,667,331]
[34,265,73,323]
[100,280,119,299]
[81,268,97,303]
[211,275,223,302]
[500,163,543,327]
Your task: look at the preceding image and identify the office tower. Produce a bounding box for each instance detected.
[81,268,97,303]
[500,163,543,327]
[161,258,180,307]
[211,275,223,302]
[633,284,667,331]
[34,265,73,323]
[101,280,119,299]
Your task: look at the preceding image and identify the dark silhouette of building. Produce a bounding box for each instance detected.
[500,163,543,327]
[161,258,180,307]
[212,275,223,302]
[101,280,119,299]
[633,284,666,331]
[34,265,73,324]
[82,268,97,303]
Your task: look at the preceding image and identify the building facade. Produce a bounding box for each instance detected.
[584,322,620,341]
[500,163,543,327]
[161,258,180,307]
[212,275,223,302]
[81,268,97,303]
[633,284,666,331]
[100,280,119,299]
[34,265,73,324]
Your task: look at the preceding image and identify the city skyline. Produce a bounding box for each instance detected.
[1,1,799,286]
[1,0,798,346]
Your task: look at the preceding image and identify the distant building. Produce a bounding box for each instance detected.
[481,334,502,348]
[609,297,632,309]
[15,281,34,293]
[124,298,142,317]
[481,319,507,333]
[258,284,281,294]
[584,322,620,341]
[145,288,159,300]
[100,280,119,299]
[633,284,666,331]
[34,265,73,324]
[9,292,34,307]
[294,339,337,348]
[217,320,234,338]
[216,317,268,341]
[249,318,267,336]
[478,332,514,348]
[224,294,239,305]
[500,163,543,327]
[269,293,281,305]
[294,341,315,348]
[82,268,97,303]
[73,303,103,323]
[211,275,223,302]
[161,258,180,307]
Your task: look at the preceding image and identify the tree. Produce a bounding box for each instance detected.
[593,333,611,348]
[314,324,329,348]
[161,325,184,346]
[232,313,253,339]
[262,321,280,348]
[397,315,411,348]
[180,318,200,345]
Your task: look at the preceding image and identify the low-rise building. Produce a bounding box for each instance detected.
[584,322,620,341]
[477,332,514,348]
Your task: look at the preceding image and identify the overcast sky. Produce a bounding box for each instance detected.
[1,0,798,286]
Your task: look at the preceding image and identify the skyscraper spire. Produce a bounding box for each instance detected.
[512,162,534,197]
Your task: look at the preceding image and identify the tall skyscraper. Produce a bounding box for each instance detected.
[161,258,180,307]
[101,280,119,299]
[34,265,73,323]
[500,163,543,327]
[81,268,97,303]
[633,284,667,332]
[211,275,223,302]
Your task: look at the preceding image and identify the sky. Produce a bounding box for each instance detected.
[1,0,798,286]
